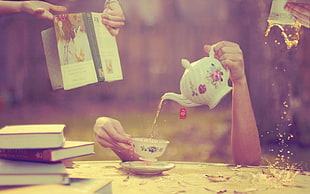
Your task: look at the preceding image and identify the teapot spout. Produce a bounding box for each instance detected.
[161,92,202,107]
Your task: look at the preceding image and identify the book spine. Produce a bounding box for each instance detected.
[0,149,54,162]
[83,12,105,82]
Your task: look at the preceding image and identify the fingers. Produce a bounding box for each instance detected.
[32,3,67,21]
[94,117,132,152]
[214,41,240,55]
[44,5,67,20]
[101,13,125,36]
[204,41,246,84]
[296,17,310,28]
[204,41,243,63]
[102,17,125,28]
[105,25,120,36]
[94,133,132,152]
[110,118,131,139]
[285,3,310,28]
[102,13,125,28]
[95,117,130,144]
[216,42,244,73]
[102,3,125,36]
[285,2,310,16]
[49,5,67,13]
[102,11,125,22]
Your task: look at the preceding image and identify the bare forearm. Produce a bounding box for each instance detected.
[231,78,261,166]
[0,1,23,15]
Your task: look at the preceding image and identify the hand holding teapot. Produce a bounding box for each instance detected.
[162,45,232,109]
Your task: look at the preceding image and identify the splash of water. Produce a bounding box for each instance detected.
[265,20,301,49]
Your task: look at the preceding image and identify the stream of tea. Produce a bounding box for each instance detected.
[148,97,302,188]
[148,98,165,139]
[145,19,304,185]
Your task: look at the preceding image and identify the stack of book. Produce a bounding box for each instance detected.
[0,124,95,186]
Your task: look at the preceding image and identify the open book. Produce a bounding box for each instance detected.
[41,12,123,90]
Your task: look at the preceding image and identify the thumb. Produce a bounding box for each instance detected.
[50,5,67,12]
[106,25,119,36]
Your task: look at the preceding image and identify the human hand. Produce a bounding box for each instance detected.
[204,41,246,85]
[102,0,125,36]
[285,2,310,28]
[94,117,132,153]
[21,1,67,20]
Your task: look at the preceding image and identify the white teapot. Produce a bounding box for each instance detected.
[162,48,232,109]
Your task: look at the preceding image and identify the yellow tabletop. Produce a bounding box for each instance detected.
[68,160,310,194]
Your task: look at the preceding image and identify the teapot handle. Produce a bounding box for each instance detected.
[210,44,231,78]
[209,45,215,58]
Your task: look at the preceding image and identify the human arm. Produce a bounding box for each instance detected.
[94,117,140,161]
[0,1,67,20]
[102,0,125,36]
[204,41,261,166]
[285,2,310,28]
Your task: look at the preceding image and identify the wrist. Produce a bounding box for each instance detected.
[232,76,248,88]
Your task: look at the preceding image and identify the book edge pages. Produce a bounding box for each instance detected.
[41,28,64,90]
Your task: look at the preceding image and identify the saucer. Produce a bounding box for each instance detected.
[120,161,175,175]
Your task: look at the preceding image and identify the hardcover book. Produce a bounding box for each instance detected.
[41,12,123,90]
[0,124,65,149]
[0,178,112,194]
[0,159,69,186]
[0,141,95,162]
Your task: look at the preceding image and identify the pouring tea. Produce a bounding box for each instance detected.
[162,47,232,109]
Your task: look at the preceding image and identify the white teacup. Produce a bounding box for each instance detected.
[131,137,169,162]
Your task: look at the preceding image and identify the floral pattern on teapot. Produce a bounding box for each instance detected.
[207,63,225,87]
[161,51,232,108]
[198,84,207,94]
[190,81,199,96]
[190,63,225,97]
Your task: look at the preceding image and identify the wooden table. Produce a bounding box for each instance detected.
[68,161,310,194]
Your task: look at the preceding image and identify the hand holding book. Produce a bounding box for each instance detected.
[102,0,125,36]
[42,12,123,90]
[0,1,67,20]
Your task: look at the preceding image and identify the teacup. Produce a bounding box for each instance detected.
[131,137,169,162]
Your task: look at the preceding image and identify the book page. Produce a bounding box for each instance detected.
[91,12,123,82]
[54,13,98,90]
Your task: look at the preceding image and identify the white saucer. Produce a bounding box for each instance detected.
[120,161,175,175]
